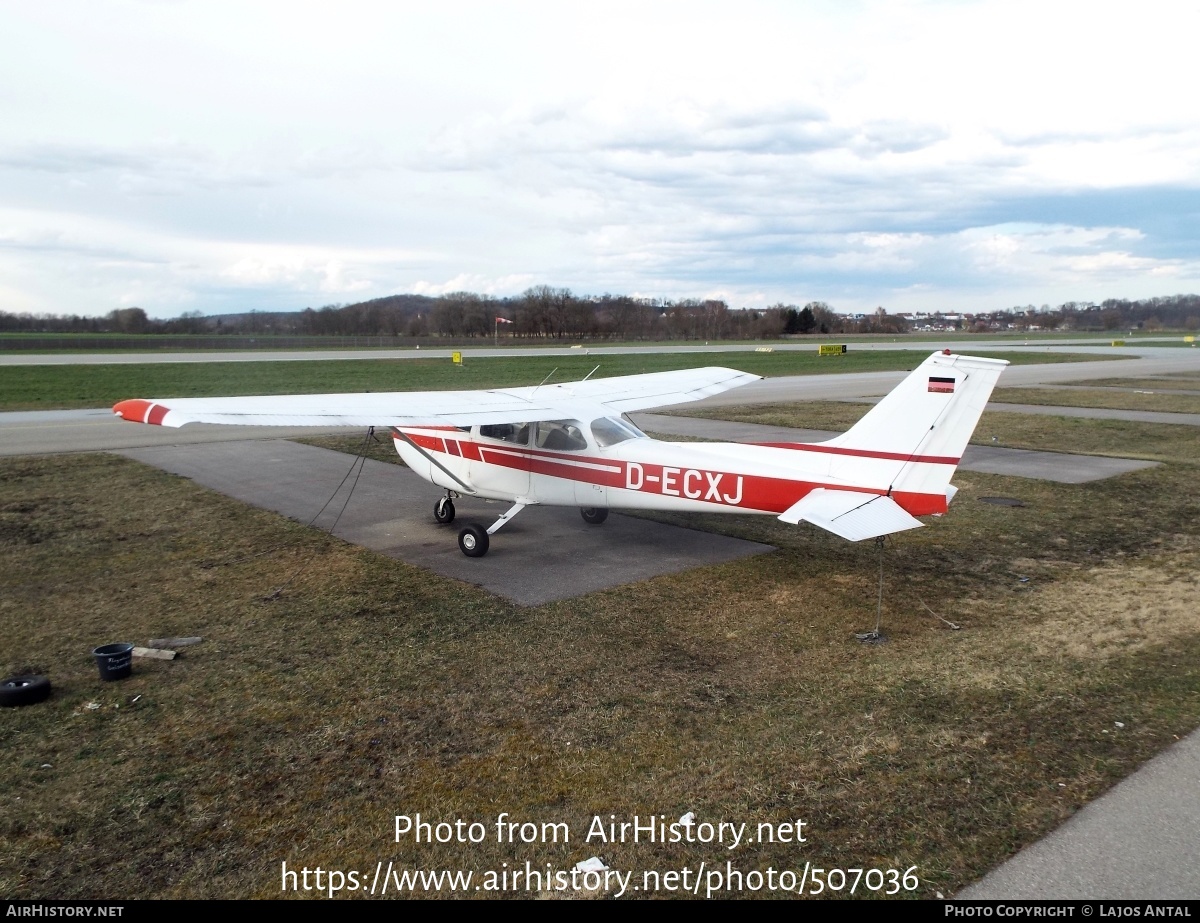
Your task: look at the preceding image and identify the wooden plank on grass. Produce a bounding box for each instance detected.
[133,647,177,660]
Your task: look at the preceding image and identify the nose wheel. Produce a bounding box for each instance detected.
[434,496,456,524]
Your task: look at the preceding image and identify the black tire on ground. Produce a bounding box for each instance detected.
[580,507,609,525]
[1,675,51,707]
[458,524,490,557]
[434,497,456,524]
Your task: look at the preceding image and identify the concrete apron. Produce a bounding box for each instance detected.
[114,440,774,607]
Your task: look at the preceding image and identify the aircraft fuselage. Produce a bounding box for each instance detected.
[393,420,950,520]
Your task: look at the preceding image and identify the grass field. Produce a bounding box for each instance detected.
[0,350,1110,413]
[1065,376,1200,392]
[2,399,1198,898]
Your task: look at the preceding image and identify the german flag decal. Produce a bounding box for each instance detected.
[928,376,956,393]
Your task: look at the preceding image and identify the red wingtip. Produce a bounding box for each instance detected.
[113,399,167,425]
[113,399,150,422]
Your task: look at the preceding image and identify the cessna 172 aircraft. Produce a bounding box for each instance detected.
[113,350,1006,557]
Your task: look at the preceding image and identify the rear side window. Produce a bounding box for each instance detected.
[479,423,530,445]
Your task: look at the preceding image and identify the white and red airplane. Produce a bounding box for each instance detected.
[113,350,1006,557]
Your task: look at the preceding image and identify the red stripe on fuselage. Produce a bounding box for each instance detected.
[752,442,959,465]
[403,431,446,453]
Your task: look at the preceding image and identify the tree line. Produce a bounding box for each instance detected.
[976,296,1200,332]
[4,290,1198,339]
[0,288,866,340]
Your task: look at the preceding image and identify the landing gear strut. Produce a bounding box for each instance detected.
[434,495,456,524]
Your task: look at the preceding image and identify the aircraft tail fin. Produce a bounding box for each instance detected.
[821,350,1008,505]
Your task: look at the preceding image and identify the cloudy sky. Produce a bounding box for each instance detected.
[2,0,1198,318]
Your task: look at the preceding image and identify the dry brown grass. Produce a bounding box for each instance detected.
[1068,377,1200,392]
[1022,562,1200,659]
[991,387,1200,414]
[669,401,869,433]
[296,433,406,466]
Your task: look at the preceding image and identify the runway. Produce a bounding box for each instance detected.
[0,407,362,457]
[1,336,1196,368]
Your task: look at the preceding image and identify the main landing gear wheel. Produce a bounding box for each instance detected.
[434,497,456,524]
[458,524,490,557]
[580,507,609,525]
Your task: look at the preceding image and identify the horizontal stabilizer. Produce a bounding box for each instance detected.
[778,488,924,541]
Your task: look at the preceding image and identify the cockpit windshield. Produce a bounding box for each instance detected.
[590,416,645,447]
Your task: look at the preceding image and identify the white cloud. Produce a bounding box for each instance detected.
[411,273,537,297]
[1,0,1198,315]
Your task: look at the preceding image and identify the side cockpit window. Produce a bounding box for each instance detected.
[535,420,588,452]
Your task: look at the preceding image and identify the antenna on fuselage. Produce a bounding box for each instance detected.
[531,367,558,397]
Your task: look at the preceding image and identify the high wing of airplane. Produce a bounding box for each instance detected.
[114,351,1007,557]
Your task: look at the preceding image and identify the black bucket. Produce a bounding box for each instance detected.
[92,643,134,681]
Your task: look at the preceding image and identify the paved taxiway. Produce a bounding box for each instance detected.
[0,335,1195,367]
[0,407,363,457]
[959,729,1200,899]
